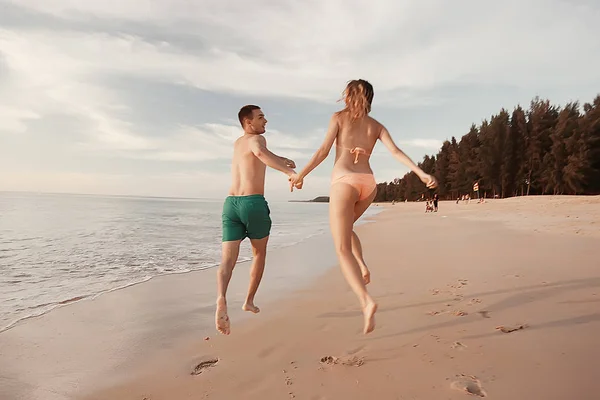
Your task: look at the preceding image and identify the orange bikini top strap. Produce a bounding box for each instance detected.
[349,147,367,164]
[335,144,371,164]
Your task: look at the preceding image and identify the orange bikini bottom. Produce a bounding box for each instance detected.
[331,173,377,201]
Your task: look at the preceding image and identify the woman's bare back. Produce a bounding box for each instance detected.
[331,111,383,177]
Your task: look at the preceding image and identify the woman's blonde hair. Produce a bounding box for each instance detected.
[338,79,374,120]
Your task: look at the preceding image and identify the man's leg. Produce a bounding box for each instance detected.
[242,236,269,313]
[216,240,242,335]
[240,194,271,313]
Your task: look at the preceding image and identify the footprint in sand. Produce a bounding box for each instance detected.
[452,341,468,350]
[191,358,219,375]
[496,324,528,333]
[451,374,487,397]
[284,361,299,385]
[449,280,469,290]
[320,355,364,367]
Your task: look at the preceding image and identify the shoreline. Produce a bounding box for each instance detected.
[82,195,600,400]
[0,204,382,335]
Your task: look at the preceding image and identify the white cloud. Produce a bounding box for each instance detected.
[3,0,599,114]
[72,122,322,163]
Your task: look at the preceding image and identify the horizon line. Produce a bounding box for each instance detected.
[0,190,322,203]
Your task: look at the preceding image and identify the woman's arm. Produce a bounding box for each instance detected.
[378,124,438,188]
[297,113,339,179]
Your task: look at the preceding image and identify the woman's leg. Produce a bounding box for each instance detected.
[329,182,378,334]
[351,188,377,284]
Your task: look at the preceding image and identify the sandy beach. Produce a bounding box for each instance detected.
[2,196,600,400]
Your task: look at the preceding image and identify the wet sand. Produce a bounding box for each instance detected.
[0,232,342,400]
[3,196,600,399]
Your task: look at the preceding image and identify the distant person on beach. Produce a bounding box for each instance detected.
[425,200,433,213]
[433,193,439,212]
[289,79,437,334]
[215,105,300,335]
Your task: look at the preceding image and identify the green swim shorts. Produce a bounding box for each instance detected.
[221,194,272,242]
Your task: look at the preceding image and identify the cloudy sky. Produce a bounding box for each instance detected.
[1,0,599,201]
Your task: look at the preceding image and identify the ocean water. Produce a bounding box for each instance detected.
[0,192,379,332]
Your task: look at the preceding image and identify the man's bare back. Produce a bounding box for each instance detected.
[215,105,300,335]
[228,135,269,196]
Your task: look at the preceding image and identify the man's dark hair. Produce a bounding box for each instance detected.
[238,105,261,127]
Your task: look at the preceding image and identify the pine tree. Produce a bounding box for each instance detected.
[525,98,559,195]
[510,106,529,196]
[581,96,600,193]
[544,102,580,194]
[489,110,509,197]
[503,107,526,197]
[478,119,496,196]
[434,141,452,198]
[446,137,463,198]
[460,124,481,196]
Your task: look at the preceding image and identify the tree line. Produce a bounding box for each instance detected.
[374,95,600,202]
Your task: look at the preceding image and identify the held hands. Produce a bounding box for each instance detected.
[288,173,304,192]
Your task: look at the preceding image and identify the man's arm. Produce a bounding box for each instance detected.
[249,135,296,176]
[273,154,296,168]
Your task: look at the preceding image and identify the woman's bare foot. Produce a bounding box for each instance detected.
[242,301,260,314]
[361,268,371,285]
[215,299,230,335]
[363,300,378,334]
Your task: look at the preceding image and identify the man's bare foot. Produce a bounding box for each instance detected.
[361,268,371,285]
[242,301,260,314]
[363,300,378,334]
[216,300,230,335]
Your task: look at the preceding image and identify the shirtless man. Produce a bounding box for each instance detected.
[216,105,300,335]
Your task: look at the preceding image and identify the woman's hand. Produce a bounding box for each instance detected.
[421,174,438,189]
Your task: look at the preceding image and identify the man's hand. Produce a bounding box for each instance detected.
[282,158,296,169]
[421,174,438,189]
[288,173,303,191]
